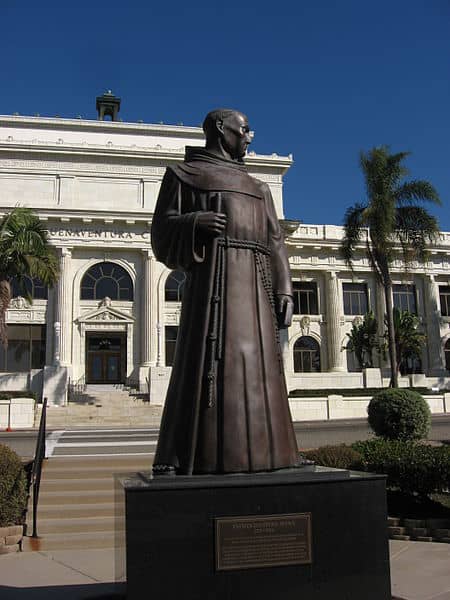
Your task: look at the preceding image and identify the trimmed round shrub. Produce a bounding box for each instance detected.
[303,444,363,470]
[0,444,28,527]
[367,389,431,441]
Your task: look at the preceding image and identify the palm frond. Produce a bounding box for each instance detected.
[340,203,367,267]
[394,180,441,207]
[395,206,440,264]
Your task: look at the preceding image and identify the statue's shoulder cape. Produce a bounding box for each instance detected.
[168,147,264,199]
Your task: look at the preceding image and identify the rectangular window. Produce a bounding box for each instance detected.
[292,282,318,315]
[165,326,179,367]
[439,286,450,317]
[393,284,417,314]
[343,283,368,316]
[0,325,46,372]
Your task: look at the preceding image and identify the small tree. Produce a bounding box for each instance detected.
[391,308,426,377]
[345,311,382,369]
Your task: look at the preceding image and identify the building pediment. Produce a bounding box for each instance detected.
[77,300,134,325]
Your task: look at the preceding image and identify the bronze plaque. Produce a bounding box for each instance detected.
[215,513,312,571]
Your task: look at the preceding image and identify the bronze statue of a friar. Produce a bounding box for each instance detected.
[151,109,300,476]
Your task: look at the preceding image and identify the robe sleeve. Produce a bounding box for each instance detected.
[151,168,205,270]
[262,182,293,297]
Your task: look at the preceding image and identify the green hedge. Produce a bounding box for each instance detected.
[0,391,37,401]
[289,387,431,398]
[368,389,431,441]
[0,444,28,527]
[352,439,450,497]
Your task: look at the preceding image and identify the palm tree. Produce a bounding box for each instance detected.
[0,207,59,347]
[345,311,381,369]
[341,146,441,387]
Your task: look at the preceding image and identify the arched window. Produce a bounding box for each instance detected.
[293,336,321,373]
[165,270,186,302]
[11,276,48,300]
[80,262,133,301]
[445,340,450,371]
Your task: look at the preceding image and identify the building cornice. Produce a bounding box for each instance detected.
[0,207,153,224]
[0,114,205,138]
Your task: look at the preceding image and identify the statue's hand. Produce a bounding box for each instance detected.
[196,212,227,237]
[276,294,294,328]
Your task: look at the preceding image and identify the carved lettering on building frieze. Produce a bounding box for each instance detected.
[47,227,150,242]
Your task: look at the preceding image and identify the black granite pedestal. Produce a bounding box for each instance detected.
[123,467,391,600]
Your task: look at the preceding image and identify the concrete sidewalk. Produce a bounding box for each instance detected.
[0,541,448,599]
[390,540,450,600]
[0,547,125,599]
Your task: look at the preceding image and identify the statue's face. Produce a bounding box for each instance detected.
[220,112,252,159]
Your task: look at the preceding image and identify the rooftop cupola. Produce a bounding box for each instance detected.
[96,90,121,121]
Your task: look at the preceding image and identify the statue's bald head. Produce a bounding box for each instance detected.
[203,109,245,143]
[202,109,251,160]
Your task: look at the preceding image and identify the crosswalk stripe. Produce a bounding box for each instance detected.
[51,452,155,458]
[56,441,158,448]
[57,428,160,433]
[60,434,158,439]
[46,430,66,458]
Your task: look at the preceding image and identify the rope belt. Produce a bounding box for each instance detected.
[206,236,282,409]
[216,237,271,256]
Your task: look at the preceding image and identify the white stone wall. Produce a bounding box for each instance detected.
[289,394,449,423]
[0,398,35,428]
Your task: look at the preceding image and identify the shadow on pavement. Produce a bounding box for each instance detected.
[0,583,125,600]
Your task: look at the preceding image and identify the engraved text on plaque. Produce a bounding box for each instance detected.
[215,513,312,571]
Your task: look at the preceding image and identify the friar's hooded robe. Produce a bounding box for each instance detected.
[151,147,299,474]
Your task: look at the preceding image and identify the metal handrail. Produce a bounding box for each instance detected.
[30,396,47,538]
[68,376,86,403]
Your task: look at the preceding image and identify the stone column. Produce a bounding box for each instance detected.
[56,247,72,367]
[53,322,61,366]
[326,271,345,371]
[141,250,153,367]
[156,323,163,367]
[424,274,444,375]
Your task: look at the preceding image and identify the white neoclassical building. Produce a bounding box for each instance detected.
[0,95,449,405]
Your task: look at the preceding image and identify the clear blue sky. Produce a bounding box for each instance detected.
[1,1,449,228]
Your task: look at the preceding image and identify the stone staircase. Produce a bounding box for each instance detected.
[22,454,151,551]
[35,385,163,428]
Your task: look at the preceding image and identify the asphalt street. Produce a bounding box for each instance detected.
[1,415,449,459]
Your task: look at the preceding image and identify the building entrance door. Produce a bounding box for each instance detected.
[86,334,126,384]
